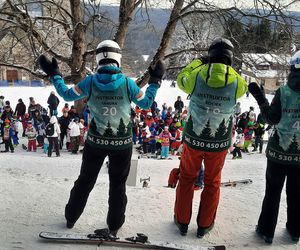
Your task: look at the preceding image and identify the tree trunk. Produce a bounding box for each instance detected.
[114,0,135,48]
[136,0,185,87]
[70,0,87,115]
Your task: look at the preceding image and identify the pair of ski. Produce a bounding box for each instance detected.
[39,228,226,249]
[220,178,252,187]
[138,154,173,160]
[164,179,253,189]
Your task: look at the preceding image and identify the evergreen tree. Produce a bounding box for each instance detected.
[224,116,233,139]
[125,121,132,136]
[185,115,198,137]
[199,120,213,139]
[90,118,101,136]
[255,19,272,53]
[117,118,126,137]
[287,134,300,153]
[271,129,285,152]
[103,121,115,138]
[215,118,227,138]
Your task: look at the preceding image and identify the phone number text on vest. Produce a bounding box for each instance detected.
[87,135,132,146]
[184,135,229,149]
[267,149,300,163]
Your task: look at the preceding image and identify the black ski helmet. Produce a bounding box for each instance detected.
[208,38,234,65]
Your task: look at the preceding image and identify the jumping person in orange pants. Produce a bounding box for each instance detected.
[174,38,248,237]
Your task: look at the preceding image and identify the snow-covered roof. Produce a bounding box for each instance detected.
[242,53,290,79]
[242,53,290,66]
[254,69,280,78]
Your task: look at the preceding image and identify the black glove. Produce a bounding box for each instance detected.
[248,82,268,106]
[148,59,165,86]
[38,55,62,77]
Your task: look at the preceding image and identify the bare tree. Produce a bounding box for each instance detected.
[0,0,300,112]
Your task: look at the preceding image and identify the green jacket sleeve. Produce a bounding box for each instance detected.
[236,74,248,99]
[177,59,204,94]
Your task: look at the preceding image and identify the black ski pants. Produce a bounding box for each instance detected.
[60,131,68,149]
[65,143,132,231]
[257,159,300,238]
[48,137,60,157]
[232,146,242,158]
[254,136,264,153]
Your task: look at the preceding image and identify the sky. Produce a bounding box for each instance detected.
[98,0,300,12]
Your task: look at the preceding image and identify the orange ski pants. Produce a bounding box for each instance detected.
[174,143,227,227]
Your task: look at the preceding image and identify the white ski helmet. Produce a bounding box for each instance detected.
[290,50,300,69]
[96,40,122,67]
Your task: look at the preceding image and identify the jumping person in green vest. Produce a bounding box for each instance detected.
[38,40,165,236]
[249,50,300,244]
[174,38,248,237]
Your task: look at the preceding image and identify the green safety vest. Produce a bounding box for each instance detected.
[266,85,300,165]
[183,74,237,152]
[86,79,133,150]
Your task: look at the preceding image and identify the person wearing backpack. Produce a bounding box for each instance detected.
[38,40,165,236]
[46,115,61,157]
[68,117,84,154]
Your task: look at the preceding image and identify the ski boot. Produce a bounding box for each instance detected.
[173,215,188,236]
[255,225,273,244]
[197,221,214,238]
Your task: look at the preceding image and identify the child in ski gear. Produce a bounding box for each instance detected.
[141,124,151,154]
[11,118,19,146]
[232,128,244,159]
[159,126,173,159]
[46,116,61,157]
[68,117,84,154]
[79,119,86,146]
[43,138,49,154]
[58,111,71,149]
[38,39,165,234]
[249,50,300,244]
[144,112,154,127]
[148,122,157,154]
[1,119,14,152]
[174,38,247,237]
[243,119,255,153]
[252,117,265,153]
[62,103,69,113]
[170,122,183,155]
[25,121,37,152]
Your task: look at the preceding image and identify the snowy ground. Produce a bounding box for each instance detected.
[1,82,299,250]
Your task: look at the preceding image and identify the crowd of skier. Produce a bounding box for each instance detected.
[0,92,268,160]
[0,93,89,156]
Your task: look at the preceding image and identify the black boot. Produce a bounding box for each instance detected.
[174,215,188,236]
[255,225,273,244]
[197,221,214,238]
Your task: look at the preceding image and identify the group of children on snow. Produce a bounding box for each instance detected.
[232,105,270,159]
[0,96,88,156]
[132,98,270,161]
[132,103,186,159]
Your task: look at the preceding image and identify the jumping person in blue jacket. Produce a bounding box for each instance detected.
[38,40,165,236]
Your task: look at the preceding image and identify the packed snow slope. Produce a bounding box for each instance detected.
[0,82,299,250]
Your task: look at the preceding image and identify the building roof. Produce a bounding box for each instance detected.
[242,53,290,66]
[242,53,289,79]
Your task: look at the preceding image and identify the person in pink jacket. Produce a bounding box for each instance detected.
[159,126,174,159]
